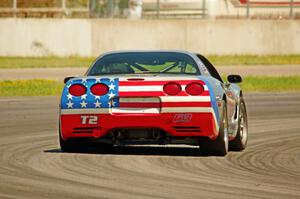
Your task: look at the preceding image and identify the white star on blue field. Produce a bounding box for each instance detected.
[61,78,119,109]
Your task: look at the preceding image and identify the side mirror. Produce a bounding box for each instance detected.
[64,76,75,84]
[227,75,242,83]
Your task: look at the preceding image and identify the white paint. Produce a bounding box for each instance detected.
[119,97,160,103]
[160,96,211,102]
[1,19,300,56]
[0,19,91,57]
[206,0,219,17]
[111,107,160,114]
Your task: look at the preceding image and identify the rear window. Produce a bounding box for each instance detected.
[87,52,200,76]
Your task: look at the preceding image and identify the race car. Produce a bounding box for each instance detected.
[59,51,248,156]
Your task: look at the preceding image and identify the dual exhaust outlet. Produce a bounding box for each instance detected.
[152,130,161,139]
[114,129,162,140]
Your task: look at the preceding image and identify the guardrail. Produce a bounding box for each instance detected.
[239,0,300,19]
[0,0,89,17]
[142,0,207,19]
[0,0,299,19]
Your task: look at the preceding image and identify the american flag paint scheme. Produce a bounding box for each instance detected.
[59,51,248,156]
[61,77,215,117]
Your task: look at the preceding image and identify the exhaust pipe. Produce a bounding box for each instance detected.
[117,131,123,138]
[152,130,161,139]
[113,131,123,139]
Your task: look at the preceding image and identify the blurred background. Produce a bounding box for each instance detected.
[0,0,299,19]
[0,0,300,95]
[1,3,300,199]
[1,0,300,57]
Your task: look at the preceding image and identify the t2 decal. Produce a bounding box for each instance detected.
[81,116,98,125]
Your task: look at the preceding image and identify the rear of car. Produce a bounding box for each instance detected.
[59,52,221,151]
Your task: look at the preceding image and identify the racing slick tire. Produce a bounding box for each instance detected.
[58,122,89,152]
[59,124,112,153]
[59,135,113,153]
[59,133,86,153]
[229,98,248,151]
[200,101,229,156]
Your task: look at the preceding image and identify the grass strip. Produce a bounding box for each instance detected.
[0,79,63,96]
[1,55,300,69]
[240,76,300,92]
[208,55,300,66]
[0,76,300,96]
[0,57,94,69]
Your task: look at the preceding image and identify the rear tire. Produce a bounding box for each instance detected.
[59,123,87,152]
[200,101,229,156]
[59,124,112,153]
[59,134,86,153]
[229,98,248,151]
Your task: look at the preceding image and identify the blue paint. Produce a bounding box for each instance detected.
[61,77,119,109]
[199,77,220,123]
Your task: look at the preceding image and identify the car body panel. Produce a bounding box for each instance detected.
[60,75,219,140]
[59,51,243,145]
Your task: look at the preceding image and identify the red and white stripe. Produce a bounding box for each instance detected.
[114,78,218,129]
[60,77,219,129]
[115,78,212,114]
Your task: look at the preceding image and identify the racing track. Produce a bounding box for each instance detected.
[0,93,299,199]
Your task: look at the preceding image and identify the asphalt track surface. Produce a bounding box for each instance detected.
[0,93,300,199]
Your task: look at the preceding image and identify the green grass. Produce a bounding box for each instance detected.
[240,76,300,92]
[0,55,300,69]
[0,57,94,69]
[0,77,300,96]
[0,79,63,96]
[207,55,300,66]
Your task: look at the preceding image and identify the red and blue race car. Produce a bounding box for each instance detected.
[59,51,248,156]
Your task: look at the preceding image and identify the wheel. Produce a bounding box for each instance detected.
[229,98,248,151]
[200,100,229,156]
[59,133,85,153]
[59,124,112,153]
[59,123,86,152]
[60,135,75,152]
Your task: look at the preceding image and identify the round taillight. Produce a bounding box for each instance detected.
[69,84,86,96]
[91,83,109,96]
[185,83,204,96]
[163,82,182,95]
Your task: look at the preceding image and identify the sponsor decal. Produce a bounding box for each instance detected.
[173,114,192,123]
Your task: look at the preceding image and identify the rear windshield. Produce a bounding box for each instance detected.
[87,52,200,76]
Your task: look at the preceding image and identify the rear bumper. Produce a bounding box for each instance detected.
[60,112,219,141]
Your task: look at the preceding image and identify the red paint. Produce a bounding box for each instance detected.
[60,79,218,142]
[161,102,211,107]
[60,113,219,141]
[119,90,209,97]
[127,78,145,81]
[173,113,193,123]
[119,80,206,86]
[118,101,211,108]
[119,91,165,97]
[119,102,161,108]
